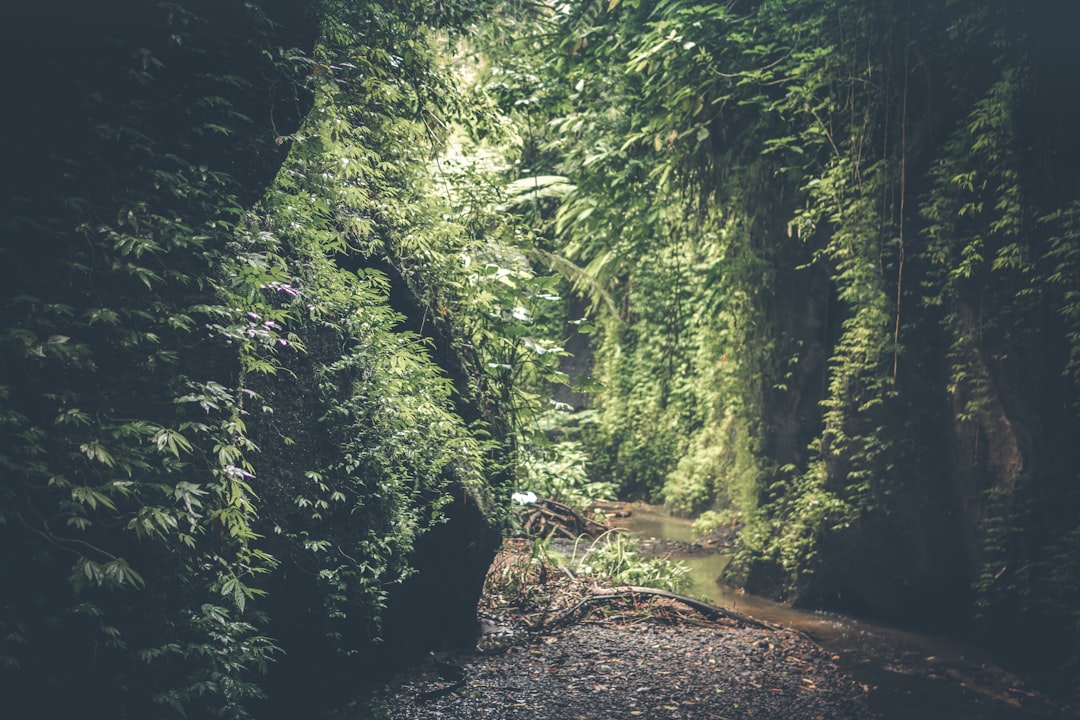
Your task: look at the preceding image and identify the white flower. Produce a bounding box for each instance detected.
[511,490,537,505]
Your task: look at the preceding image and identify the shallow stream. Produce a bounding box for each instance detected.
[612,504,1073,720]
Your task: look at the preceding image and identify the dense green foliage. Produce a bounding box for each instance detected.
[0,1,517,716]
[459,0,1080,687]
[6,0,1080,710]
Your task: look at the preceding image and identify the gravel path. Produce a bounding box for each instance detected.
[343,536,876,719]
[352,612,874,719]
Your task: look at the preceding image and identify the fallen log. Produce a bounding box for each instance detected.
[600,585,774,630]
[591,499,634,518]
[538,584,773,631]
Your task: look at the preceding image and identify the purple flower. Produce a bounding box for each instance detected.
[224,465,254,480]
[260,282,300,297]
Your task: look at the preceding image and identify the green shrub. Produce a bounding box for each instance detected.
[569,531,690,594]
[520,440,615,512]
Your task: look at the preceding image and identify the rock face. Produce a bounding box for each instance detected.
[257,492,501,718]
[245,319,503,714]
[3,0,315,209]
[779,287,1080,664]
[380,494,503,661]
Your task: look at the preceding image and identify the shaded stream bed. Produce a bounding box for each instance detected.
[611,503,1076,720]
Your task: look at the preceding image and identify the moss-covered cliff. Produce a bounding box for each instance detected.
[462,0,1080,690]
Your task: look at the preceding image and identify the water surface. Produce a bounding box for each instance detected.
[612,504,1071,720]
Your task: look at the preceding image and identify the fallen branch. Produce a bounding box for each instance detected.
[591,499,633,518]
[601,585,773,630]
[520,498,609,539]
[537,584,773,631]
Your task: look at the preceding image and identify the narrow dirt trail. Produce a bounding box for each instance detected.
[346,539,875,719]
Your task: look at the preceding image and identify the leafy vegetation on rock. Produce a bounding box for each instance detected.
[0,1,514,716]
[454,0,1080,693]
